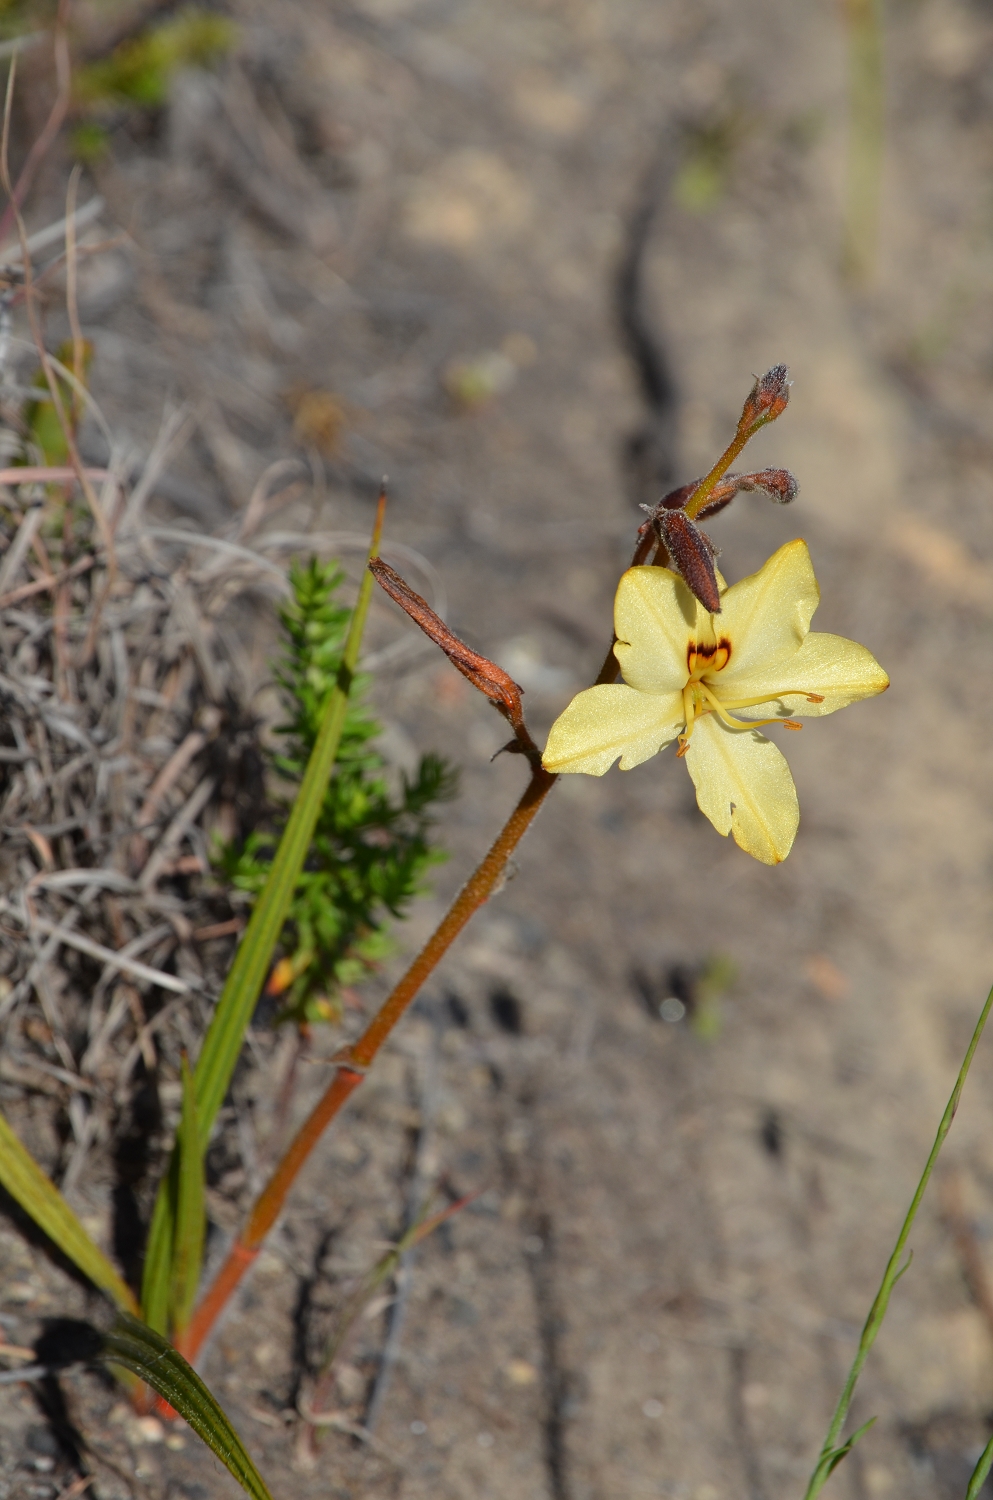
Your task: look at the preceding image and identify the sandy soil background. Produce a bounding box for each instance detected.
[5,1,993,1497]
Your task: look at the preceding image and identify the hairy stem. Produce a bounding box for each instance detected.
[682,425,754,522]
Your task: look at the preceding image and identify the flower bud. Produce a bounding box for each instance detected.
[739,364,790,433]
[739,467,798,504]
[694,467,798,519]
[655,509,722,614]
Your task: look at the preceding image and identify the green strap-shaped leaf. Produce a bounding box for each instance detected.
[0,1109,138,1314]
[192,506,384,1134]
[170,1056,206,1335]
[100,1314,274,1500]
[143,501,385,1327]
[141,1152,177,1334]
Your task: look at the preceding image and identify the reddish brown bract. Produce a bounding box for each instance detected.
[369,556,541,762]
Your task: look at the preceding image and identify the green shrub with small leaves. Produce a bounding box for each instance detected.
[71,6,236,158]
[76,7,235,110]
[218,557,457,1025]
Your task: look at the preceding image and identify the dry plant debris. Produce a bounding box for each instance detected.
[0,448,289,1185]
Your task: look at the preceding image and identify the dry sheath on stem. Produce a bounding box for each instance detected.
[369,556,542,764]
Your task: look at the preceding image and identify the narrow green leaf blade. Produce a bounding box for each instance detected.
[192,498,384,1134]
[144,500,386,1314]
[170,1056,206,1335]
[141,1159,175,1335]
[803,983,993,1500]
[0,1109,138,1314]
[100,1314,274,1500]
[966,1429,993,1500]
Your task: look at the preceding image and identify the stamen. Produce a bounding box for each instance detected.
[716,690,822,711]
[676,684,696,756]
[698,685,805,734]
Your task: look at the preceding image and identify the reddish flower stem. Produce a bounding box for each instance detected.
[182,764,558,1362]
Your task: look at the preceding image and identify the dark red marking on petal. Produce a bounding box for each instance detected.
[686,637,732,673]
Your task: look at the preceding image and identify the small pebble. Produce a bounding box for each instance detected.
[505,1358,538,1385]
[131,1416,164,1445]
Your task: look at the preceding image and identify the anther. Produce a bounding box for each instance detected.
[783,721,802,731]
[806,694,824,703]
[676,734,690,759]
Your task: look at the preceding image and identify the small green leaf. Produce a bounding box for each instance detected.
[891,1250,913,1287]
[170,1057,206,1336]
[823,1416,877,1479]
[0,1109,138,1314]
[100,1314,274,1500]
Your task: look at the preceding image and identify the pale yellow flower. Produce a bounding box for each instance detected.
[542,540,888,864]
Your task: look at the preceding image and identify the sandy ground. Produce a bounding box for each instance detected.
[6,0,993,1497]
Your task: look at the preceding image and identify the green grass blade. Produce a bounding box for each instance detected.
[804,979,993,1499]
[0,1109,138,1314]
[144,497,386,1327]
[170,1056,206,1336]
[966,1430,993,1500]
[141,1156,176,1334]
[318,1193,473,1380]
[194,495,385,1135]
[101,1313,274,1500]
